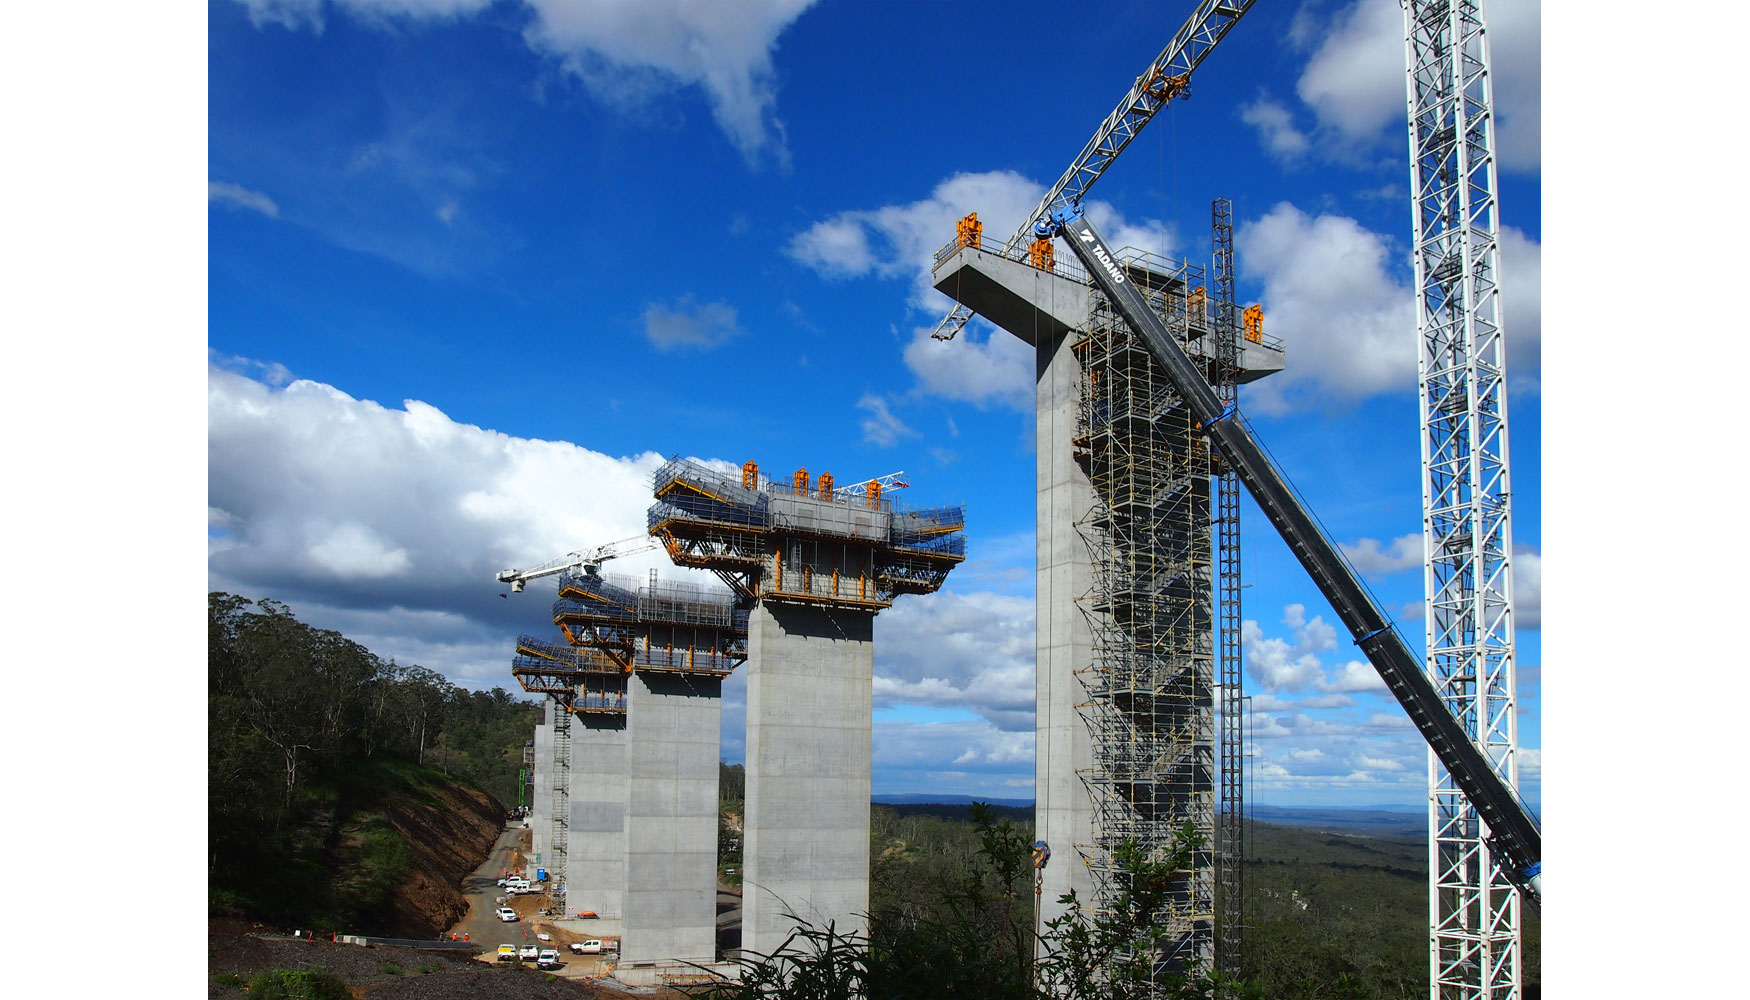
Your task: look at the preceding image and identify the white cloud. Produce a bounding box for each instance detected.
[209,180,280,217]
[1341,532,1422,574]
[1243,604,1336,693]
[1238,94,1310,161]
[519,0,815,169]
[1293,0,1541,172]
[1320,659,1387,695]
[857,394,915,447]
[233,0,816,168]
[788,170,1172,413]
[874,590,1037,731]
[642,295,742,352]
[1237,201,1415,413]
[208,366,687,687]
[1237,203,1538,414]
[1515,544,1540,630]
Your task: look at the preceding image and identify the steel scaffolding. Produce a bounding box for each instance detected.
[1072,248,1216,980]
[647,456,965,610]
[1403,2,1522,998]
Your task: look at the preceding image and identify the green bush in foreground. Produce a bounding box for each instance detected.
[245,968,351,1000]
[692,804,1264,1000]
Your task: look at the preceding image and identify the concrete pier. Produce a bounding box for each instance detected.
[567,714,627,938]
[620,670,723,968]
[1032,325,1098,928]
[532,702,552,867]
[741,602,876,955]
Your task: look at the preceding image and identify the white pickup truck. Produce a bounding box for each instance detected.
[569,939,603,954]
[536,948,563,970]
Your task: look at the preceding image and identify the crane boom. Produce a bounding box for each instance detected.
[1039,204,1541,902]
[933,0,1257,344]
[1002,0,1255,257]
[496,534,658,591]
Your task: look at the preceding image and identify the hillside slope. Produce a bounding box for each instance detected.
[211,756,504,937]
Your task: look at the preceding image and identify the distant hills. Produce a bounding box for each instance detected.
[873,796,1433,838]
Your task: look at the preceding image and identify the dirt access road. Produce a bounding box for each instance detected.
[446,823,619,981]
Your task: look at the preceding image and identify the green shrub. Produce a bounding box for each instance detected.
[416,964,438,974]
[380,961,403,975]
[209,971,244,988]
[245,968,351,1000]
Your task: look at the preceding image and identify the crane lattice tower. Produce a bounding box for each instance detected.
[1403,1,1524,997]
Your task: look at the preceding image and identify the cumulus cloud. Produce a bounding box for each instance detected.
[874,590,1036,731]
[209,180,280,217]
[232,0,816,168]
[788,170,1171,412]
[1341,532,1422,574]
[1514,544,1540,630]
[1244,603,1336,693]
[208,365,685,687]
[873,718,1035,797]
[642,295,742,352]
[1238,94,1311,162]
[1236,203,1540,413]
[857,394,916,447]
[1292,0,1541,172]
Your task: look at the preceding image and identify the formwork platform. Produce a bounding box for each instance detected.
[648,458,966,961]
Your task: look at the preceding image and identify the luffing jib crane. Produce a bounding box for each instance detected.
[932,0,1257,341]
[496,534,659,593]
[1034,203,1542,904]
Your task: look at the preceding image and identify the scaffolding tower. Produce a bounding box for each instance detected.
[1404,2,1523,998]
[1211,196,1247,981]
[1072,246,1217,978]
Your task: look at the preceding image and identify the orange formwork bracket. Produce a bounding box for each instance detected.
[793,468,809,495]
[818,472,834,502]
[1242,304,1264,343]
[1188,285,1206,320]
[1028,237,1055,271]
[957,212,983,250]
[742,460,759,490]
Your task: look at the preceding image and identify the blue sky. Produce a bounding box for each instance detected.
[203,0,1544,811]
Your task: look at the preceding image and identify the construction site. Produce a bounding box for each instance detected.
[499,2,1535,998]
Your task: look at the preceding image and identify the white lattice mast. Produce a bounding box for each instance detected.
[1402,3,1521,998]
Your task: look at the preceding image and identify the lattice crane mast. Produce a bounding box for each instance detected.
[932,0,1257,341]
[1035,204,1542,904]
[496,534,659,593]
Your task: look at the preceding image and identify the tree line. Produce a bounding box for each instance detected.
[209,592,539,916]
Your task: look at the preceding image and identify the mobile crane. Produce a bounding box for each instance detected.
[496,534,659,593]
[1035,203,1542,904]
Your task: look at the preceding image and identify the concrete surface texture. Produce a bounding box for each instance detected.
[567,713,627,939]
[1032,327,1098,934]
[620,670,723,967]
[531,703,552,867]
[742,601,876,957]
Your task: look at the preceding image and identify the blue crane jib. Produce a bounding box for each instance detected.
[1037,204,1542,904]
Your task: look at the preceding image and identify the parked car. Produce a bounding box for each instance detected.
[536,948,562,970]
[503,878,531,892]
[496,907,518,922]
[496,944,518,962]
[519,943,540,961]
[570,939,603,954]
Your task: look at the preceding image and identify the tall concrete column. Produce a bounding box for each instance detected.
[532,703,552,868]
[568,714,627,937]
[621,671,722,967]
[1034,328,1098,932]
[742,602,875,957]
